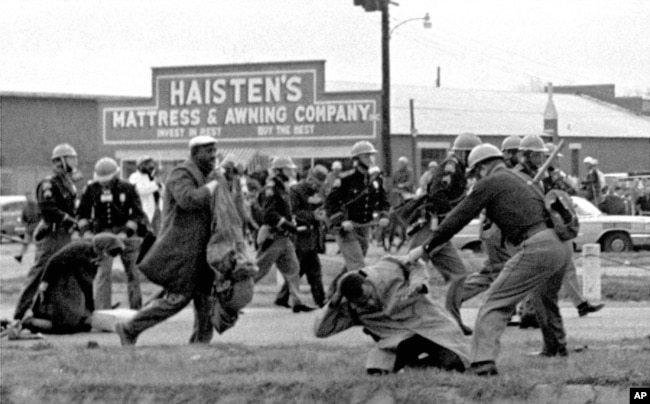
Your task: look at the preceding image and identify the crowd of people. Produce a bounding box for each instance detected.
[5,132,649,377]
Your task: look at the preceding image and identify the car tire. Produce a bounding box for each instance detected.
[600,232,632,253]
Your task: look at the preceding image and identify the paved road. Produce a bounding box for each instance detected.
[2,302,649,349]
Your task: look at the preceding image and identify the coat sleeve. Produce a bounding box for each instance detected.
[130,172,160,197]
[124,183,147,234]
[313,303,356,338]
[405,260,429,290]
[75,183,94,231]
[290,186,314,226]
[166,167,212,211]
[37,179,70,224]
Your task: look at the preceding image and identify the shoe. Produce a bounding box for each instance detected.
[14,255,22,263]
[578,301,605,317]
[367,368,390,376]
[524,350,567,358]
[292,304,316,313]
[519,315,539,329]
[467,361,498,376]
[115,322,137,346]
[273,299,291,309]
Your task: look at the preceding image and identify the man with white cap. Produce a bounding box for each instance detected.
[77,157,147,310]
[115,135,223,346]
[582,157,605,205]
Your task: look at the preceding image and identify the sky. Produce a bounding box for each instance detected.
[1,0,648,98]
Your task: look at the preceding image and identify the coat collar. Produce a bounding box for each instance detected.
[183,158,209,186]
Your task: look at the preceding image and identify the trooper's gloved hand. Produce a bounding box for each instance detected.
[406,246,424,264]
[61,214,77,232]
[341,220,354,232]
[378,217,390,227]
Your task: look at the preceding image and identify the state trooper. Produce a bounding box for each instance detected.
[514,133,546,178]
[407,133,481,283]
[13,143,81,322]
[501,135,521,168]
[77,157,147,310]
[325,141,390,292]
[446,135,525,335]
[253,156,314,313]
[542,142,603,317]
[409,144,573,376]
[275,165,329,308]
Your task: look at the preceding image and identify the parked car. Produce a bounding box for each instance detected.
[451,196,650,253]
[0,195,27,242]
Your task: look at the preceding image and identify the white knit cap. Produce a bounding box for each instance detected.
[188,136,217,148]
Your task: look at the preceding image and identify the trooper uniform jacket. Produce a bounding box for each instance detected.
[259,176,294,234]
[36,172,77,229]
[77,177,146,236]
[290,180,324,253]
[325,167,390,227]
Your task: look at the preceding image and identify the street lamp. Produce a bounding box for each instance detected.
[381,8,430,175]
[389,13,431,38]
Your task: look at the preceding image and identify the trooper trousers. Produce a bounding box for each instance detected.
[470,229,572,363]
[94,236,142,310]
[253,235,305,307]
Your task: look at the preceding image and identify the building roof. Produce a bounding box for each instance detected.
[0,91,143,102]
[328,83,650,139]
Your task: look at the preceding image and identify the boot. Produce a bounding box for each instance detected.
[578,301,605,317]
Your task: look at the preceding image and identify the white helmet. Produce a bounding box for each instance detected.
[351,141,378,157]
[467,144,504,171]
[94,157,120,182]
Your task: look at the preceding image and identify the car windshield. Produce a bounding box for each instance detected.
[571,196,602,217]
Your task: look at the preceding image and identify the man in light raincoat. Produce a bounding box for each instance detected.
[314,256,470,374]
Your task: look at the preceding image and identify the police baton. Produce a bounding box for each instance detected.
[531,139,565,183]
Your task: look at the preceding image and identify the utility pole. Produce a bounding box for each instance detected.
[381,1,391,175]
[353,1,429,174]
[410,99,418,178]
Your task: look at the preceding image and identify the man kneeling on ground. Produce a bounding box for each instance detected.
[20,233,124,334]
[313,256,470,375]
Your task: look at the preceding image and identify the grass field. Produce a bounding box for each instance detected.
[1,241,649,403]
[2,336,649,403]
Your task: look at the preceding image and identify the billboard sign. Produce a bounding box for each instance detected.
[101,61,381,145]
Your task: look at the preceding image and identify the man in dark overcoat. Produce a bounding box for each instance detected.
[115,136,221,346]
